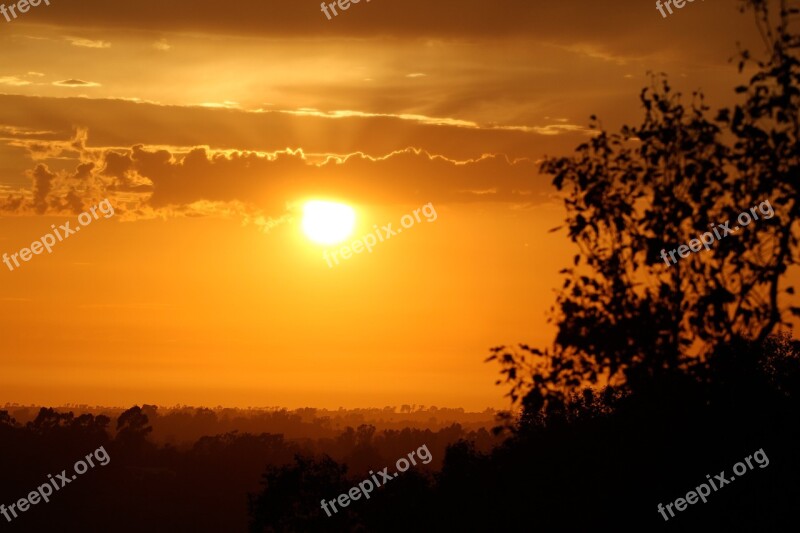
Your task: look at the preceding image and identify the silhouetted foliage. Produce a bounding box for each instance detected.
[249,454,351,532]
[464,1,800,530]
[489,0,800,414]
[0,403,489,532]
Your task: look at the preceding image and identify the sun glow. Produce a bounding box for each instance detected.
[301,200,356,245]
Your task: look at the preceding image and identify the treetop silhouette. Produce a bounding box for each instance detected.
[489,0,800,415]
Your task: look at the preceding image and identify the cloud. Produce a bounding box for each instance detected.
[0,3,763,143]
[67,37,111,49]
[153,39,171,51]
[0,125,57,138]
[0,94,589,162]
[279,108,479,129]
[128,145,541,209]
[0,76,32,87]
[29,163,56,214]
[553,43,637,66]
[52,79,101,87]
[19,0,761,64]
[197,101,240,109]
[497,124,595,136]
[0,127,548,223]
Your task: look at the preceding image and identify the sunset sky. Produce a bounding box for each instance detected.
[0,0,767,410]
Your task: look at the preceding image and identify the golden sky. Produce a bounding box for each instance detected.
[0,0,767,409]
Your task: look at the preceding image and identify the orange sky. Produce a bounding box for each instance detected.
[0,0,769,409]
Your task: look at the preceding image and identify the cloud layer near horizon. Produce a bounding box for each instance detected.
[0,0,766,224]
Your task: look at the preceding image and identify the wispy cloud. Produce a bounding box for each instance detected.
[278,108,477,129]
[0,125,57,137]
[153,39,171,51]
[197,101,240,109]
[551,43,638,65]
[67,37,111,49]
[497,123,595,136]
[278,108,593,136]
[52,79,102,87]
[0,76,31,87]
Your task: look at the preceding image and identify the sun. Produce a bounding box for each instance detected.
[301,200,356,245]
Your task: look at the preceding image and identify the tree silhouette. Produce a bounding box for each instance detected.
[489,0,800,415]
[248,454,351,532]
[116,405,154,459]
